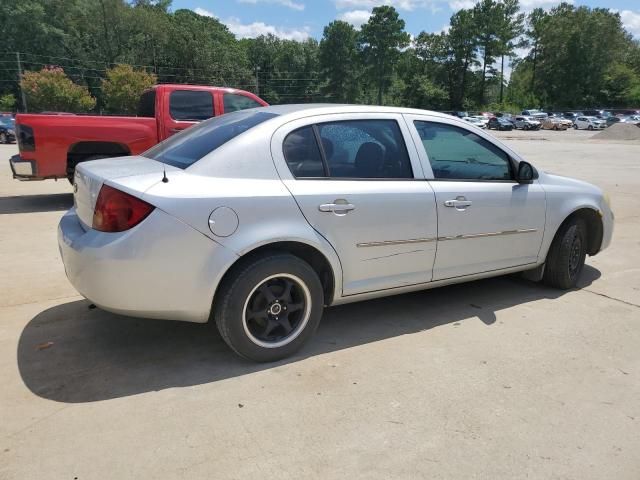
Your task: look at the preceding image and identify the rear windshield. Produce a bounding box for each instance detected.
[143,110,278,169]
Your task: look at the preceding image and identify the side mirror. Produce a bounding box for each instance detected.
[516,161,535,184]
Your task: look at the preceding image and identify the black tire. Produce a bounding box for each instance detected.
[573,124,578,130]
[543,218,587,289]
[588,125,593,131]
[66,155,110,183]
[0,132,6,144]
[214,253,324,362]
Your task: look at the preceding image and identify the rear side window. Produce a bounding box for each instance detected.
[414,121,512,181]
[284,120,413,179]
[283,127,326,178]
[224,93,263,113]
[169,90,214,121]
[143,110,278,169]
[137,90,156,117]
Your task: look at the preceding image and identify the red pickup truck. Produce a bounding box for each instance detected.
[10,84,267,181]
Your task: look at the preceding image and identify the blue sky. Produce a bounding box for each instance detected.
[173,0,640,41]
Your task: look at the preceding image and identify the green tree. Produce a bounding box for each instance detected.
[360,6,410,104]
[102,64,157,114]
[319,21,361,102]
[20,67,96,112]
[472,0,502,105]
[496,0,525,103]
[0,94,16,111]
[447,9,479,108]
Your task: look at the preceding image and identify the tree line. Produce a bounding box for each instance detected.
[0,0,639,113]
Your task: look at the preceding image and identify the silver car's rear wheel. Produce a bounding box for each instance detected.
[214,253,324,362]
[242,273,312,349]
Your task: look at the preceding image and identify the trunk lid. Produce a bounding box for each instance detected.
[73,156,180,227]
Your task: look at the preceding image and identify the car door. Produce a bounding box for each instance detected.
[405,115,546,281]
[271,113,438,296]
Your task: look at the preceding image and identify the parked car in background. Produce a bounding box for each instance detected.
[58,104,614,361]
[607,115,640,127]
[10,84,268,182]
[574,116,606,130]
[542,117,569,131]
[442,111,469,119]
[583,110,612,119]
[487,117,514,131]
[0,116,15,143]
[513,116,541,130]
[562,112,582,123]
[463,116,486,128]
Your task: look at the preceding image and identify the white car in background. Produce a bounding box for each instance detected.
[463,116,487,128]
[574,116,606,130]
[58,105,614,361]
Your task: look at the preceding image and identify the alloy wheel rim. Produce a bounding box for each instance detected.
[568,234,583,277]
[242,273,311,349]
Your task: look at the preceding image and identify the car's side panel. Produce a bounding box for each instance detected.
[404,113,547,278]
[536,171,612,259]
[269,113,439,296]
[141,172,345,303]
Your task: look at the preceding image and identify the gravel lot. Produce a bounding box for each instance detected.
[1,128,639,479]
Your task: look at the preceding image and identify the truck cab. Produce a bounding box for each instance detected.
[10,84,267,181]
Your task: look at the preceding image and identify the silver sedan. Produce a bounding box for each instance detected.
[59,105,614,361]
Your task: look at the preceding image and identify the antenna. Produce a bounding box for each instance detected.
[162,166,169,183]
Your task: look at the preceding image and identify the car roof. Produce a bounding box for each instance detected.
[256,104,456,121]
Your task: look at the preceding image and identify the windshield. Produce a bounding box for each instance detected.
[143,110,278,169]
[0,117,14,128]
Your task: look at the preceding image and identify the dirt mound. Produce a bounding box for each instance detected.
[593,122,640,141]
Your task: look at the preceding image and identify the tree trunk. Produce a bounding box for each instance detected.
[499,54,505,104]
[530,42,538,94]
[481,46,488,105]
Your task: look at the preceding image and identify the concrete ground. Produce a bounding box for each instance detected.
[1,128,638,479]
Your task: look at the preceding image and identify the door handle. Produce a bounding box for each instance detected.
[444,197,472,209]
[319,202,355,214]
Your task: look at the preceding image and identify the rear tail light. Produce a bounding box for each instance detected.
[16,124,35,151]
[93,185,155,232]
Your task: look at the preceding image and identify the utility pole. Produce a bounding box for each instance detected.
[255,66,261,97]
[16,52,27,112]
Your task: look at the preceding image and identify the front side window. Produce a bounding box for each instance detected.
[144,110,278,169]
[223,93,263,113]
[169,90,214,121]
[414,121,512,181]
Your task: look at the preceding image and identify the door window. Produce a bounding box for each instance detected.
[169,90,214,121]
[283,126,326,178]
[414,121,512,181]
[223,93,263,113]
[318,120,413,179]
[283,120,413,179]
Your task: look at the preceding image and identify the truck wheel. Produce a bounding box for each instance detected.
[543,218,587,290]
[67,155,110,183]
[214,253,324,362]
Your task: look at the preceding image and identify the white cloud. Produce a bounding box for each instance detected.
[338,9,372,27]
[193,8,310,41]
[334,0,440,12]
[519,0,573,10]
[448,0,475,9]
[620,10,640,37]
[237,0,305,11]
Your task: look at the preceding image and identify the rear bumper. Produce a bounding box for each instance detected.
[9,154,37,180]
[58,207,238,323]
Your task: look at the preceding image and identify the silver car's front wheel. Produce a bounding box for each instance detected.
[214,253,324,362]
